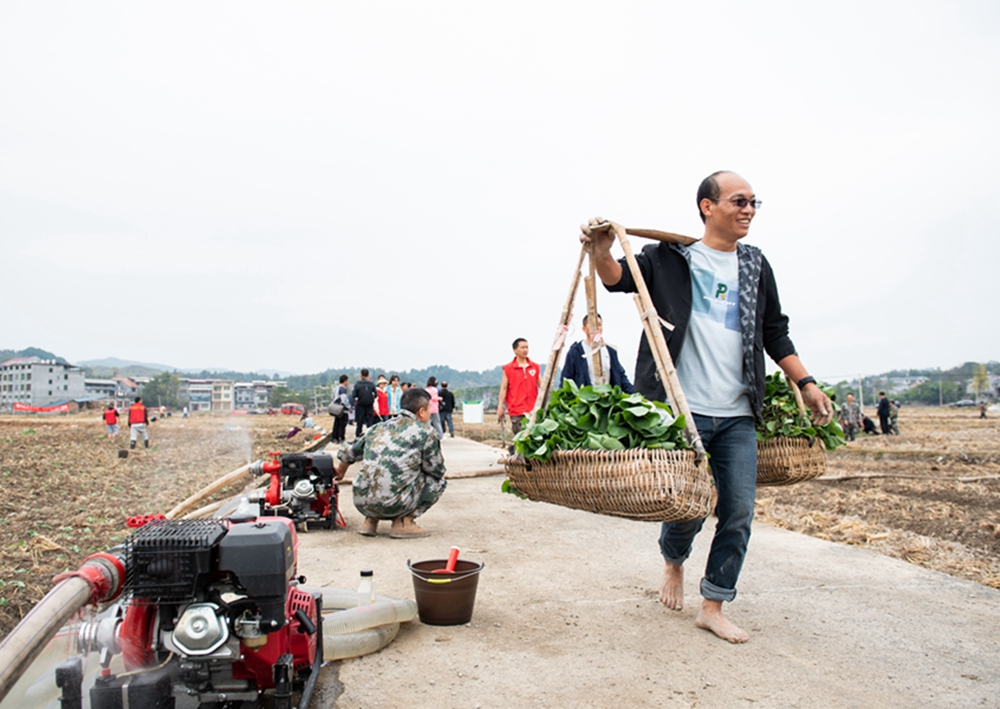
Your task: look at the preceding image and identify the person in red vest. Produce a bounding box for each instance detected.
[128,396,150,449]
[496,337,540,435]
[103,404,119,438]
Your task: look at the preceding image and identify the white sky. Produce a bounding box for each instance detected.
[1,1,997,382]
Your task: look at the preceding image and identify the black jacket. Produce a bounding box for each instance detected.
[352,379,376,408]
[560,340,634,393]
[606,241,796,419]
[440,388,456,414]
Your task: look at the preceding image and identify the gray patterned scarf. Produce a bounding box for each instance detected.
[736,242,763,404]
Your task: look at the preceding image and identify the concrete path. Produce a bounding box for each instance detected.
[300,437,999,709]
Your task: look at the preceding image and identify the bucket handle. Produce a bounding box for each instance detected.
[408,561,485,585]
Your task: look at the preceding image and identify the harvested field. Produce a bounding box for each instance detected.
[0,411,329,636]
[754,406,1000,589]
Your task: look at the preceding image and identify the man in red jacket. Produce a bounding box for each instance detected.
[128,396,150,449]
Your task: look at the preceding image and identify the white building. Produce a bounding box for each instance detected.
[0,357,86,409]
[234,380,283,411]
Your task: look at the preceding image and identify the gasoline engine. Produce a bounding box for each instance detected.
[249,452,343,530]
[72,514,322,709]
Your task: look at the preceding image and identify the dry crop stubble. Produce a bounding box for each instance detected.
[756,406,1000,588]
[0,412,327,636]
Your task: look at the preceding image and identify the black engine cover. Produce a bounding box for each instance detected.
[217,520,295,630]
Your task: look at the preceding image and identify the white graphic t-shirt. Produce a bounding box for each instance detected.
[675,242,751,417]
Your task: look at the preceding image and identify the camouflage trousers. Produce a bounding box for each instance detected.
[353,473,447,520]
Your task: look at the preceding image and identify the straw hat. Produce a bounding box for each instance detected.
[376,375,388,386]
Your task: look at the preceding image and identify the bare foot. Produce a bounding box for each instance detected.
[695,600,749,643]
[658,560,684,610]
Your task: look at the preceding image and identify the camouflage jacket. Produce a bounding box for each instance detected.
[337,410,447,519]
[840,401,862,426]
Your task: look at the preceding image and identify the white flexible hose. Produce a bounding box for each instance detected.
[324,623,400,661]
[0,578,91,705]
[299,585,417,661]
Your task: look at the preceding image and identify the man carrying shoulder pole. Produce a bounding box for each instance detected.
[581,171,832,643]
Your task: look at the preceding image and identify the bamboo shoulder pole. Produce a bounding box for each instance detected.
[584,247,605,382]
[625,227,698,246]
[534,244,587,414]
[788,377,808,419]
[612,223,705,459]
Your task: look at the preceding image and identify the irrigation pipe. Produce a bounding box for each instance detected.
[0,578,91,704]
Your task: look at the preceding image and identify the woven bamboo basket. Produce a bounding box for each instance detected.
[503,448,713,522]
[756,436,827,486]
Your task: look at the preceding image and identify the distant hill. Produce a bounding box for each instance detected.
[0,347,67,364]
[282,365,506,392]
[79,357,182,373]
[77,358,297,380]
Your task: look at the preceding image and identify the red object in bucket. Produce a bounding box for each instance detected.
[433,546,461,573]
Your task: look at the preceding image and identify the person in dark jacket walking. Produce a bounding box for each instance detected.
[352,369,377,438]
[581,170,832,644]
[560,313,634,392]
[439,382,456,437]
[331,374,351,443]
[877,391,891,435]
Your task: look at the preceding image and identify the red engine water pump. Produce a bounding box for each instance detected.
[250,452,343,530]
[70,515,322,709]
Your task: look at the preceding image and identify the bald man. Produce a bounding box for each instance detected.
[581,171,832,643]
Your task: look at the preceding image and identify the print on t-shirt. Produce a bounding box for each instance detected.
[690,266,740,332]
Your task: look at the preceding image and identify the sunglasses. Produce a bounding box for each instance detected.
[720,196,762,210]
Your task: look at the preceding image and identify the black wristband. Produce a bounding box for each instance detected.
[796,376,817,390]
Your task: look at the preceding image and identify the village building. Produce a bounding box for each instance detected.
[0,356,86,410]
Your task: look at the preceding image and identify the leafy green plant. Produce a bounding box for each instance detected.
[511,380,691,462]
[757,372,845,451]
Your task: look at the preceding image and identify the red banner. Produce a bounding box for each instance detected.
[13,402,71,413]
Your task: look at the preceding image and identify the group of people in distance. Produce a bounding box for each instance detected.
[839,391,901,441]
[102,396,153,449]
[328,369,457,444]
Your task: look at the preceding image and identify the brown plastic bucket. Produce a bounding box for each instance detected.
[408,558,484,625]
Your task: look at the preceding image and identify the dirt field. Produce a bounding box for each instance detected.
[0,406,997,638]
[754,406,1000,589]
[0,411,327,636]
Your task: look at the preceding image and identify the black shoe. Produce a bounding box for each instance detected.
[144,440,150,448]
[130,441,136,450]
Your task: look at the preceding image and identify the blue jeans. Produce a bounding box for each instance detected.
[440,411,454,435]
[659,414,757,603]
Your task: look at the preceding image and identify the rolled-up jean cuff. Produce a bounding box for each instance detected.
[700,577,737,603]
[662,552,691,567]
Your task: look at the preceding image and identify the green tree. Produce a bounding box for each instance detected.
[141,372,187,409]
[972,363,990,401]
[269,386,309,408]
[899,379,964,406]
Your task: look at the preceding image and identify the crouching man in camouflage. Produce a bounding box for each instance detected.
[334,387,447,539]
